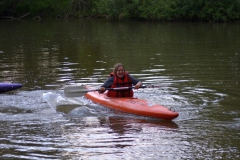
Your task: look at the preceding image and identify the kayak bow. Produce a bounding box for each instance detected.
[0,83,22,93]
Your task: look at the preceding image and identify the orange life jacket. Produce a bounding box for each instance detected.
[106,72,133,97]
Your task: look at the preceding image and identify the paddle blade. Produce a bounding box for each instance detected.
[64,85,92,97]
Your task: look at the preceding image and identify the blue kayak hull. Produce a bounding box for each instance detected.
[0,83,22,93]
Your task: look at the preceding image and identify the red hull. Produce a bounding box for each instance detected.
[85,91,179,120]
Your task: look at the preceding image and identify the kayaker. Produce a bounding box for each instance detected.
[98,63,142,97]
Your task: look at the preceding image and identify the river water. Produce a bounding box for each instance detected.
[0,19,239,159]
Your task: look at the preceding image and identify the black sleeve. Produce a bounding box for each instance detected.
[101,76,114,88]
[129,75,141,85]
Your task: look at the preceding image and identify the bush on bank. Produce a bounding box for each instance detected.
[0,0,239,22]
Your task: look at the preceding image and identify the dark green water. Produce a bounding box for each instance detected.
[0,19,239,159]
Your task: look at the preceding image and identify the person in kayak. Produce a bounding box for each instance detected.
[98,63,142,97]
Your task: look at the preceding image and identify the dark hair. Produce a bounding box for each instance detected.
[113,63,125,75]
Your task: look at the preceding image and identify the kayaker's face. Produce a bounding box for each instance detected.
[116,66,125,78]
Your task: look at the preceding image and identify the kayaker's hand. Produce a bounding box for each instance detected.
[134,82,142,90]
[98,87,106,93]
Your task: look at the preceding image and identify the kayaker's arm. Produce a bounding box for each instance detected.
[134,81,142,89]
[99,76,114,93]
[98,87,106,93]
[129,75,142,89]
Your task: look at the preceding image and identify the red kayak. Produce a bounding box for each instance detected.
[85,90,179,120]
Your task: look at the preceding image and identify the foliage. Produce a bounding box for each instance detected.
[0,0,239,21]
[91,0,134,19]
[0,0,88,18]
[136,0,178,20]
[175,0,240,21]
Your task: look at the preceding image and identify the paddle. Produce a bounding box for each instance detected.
[64,85,157,97]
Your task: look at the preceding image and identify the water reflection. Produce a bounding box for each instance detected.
[57,116,179,159]
[105,117,178,135]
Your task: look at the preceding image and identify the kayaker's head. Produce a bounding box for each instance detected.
[113,63,125,78]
